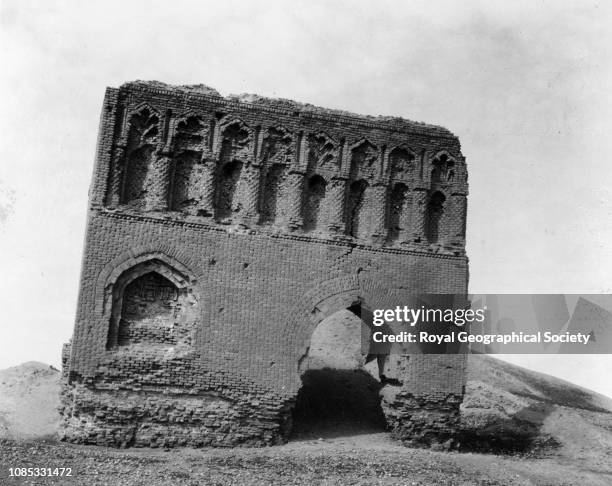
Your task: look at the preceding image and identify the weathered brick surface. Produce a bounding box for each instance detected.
[60,81,469,448]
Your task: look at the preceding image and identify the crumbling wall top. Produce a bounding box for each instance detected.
[120,80,458,141]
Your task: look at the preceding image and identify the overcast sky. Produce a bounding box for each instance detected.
[1,0,611,396]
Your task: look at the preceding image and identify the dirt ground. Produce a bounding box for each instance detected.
[2,357,612,485]
[1,430,611,486]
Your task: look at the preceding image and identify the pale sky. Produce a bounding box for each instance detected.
[1,0,611,396]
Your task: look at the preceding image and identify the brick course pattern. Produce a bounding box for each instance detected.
[59,81,469,448]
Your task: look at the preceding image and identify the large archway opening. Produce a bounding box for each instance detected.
[291,305,387,439]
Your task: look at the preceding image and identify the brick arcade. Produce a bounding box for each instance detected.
[59,81,469,448]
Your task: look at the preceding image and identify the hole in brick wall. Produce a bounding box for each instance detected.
[425,191,446,244]
[301,175,326,232]
[291,308,386,439]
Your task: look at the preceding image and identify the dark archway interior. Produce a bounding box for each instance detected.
[290,303,387,439]
[290,369,386,439]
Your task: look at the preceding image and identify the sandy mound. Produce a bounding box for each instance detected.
[461,355,612,456]
[0,361,60,440]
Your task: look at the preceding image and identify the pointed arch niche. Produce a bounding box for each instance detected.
[170,114,208,213]
[431,152,456,184]
[121,107,160,208]
[106,259,199,350]
[214,119,253,221]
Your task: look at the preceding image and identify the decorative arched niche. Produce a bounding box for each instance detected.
[170,114,208,213]
[387,182,410,243]
[121,107,160,208]
[388,146,415,181]
[260,163,287,224]
[431,152,456,184]
[106,259,199,350]
[215,160,243,220]
[259,126,294,225]
[214,118,253,221]
[425,191,446,244]
[346,179,369,238]
[301,174,327,232]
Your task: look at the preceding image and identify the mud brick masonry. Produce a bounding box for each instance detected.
[59,81,469,448]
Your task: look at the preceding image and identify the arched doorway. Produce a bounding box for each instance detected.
[291,304,387,439]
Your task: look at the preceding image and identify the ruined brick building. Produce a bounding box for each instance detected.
[59,81,469,448]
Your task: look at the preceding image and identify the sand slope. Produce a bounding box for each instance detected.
[462,355,612,469]
[0,361,60,440]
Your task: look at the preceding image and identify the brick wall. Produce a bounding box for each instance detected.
[60,81,469,448]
